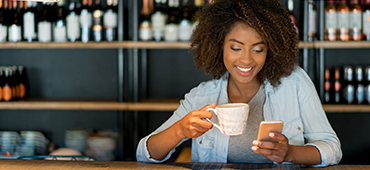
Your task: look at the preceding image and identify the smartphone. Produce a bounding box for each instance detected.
[257,120,284,142]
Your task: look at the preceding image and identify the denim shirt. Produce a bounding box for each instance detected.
[136,67,342,167]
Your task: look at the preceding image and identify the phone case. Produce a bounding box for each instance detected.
[257,120,284,142]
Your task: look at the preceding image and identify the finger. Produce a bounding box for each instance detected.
[269,132,287,143]
[256,140,278,150]
[191,123,212,132]
[192,110,213,119]
[199,104,217,111]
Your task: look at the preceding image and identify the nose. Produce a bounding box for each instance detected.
[239,50,254,65]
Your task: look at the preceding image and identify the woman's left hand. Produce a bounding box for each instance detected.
[251,132,291,164]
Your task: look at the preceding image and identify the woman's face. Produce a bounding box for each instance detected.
[223,22,267,86]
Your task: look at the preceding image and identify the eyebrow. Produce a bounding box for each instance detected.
[228,39,264,46]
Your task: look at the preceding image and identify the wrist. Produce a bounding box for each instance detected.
[174,121,186,139]
[285,145,295,163]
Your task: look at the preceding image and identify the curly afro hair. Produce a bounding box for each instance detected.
[190,0,299,87]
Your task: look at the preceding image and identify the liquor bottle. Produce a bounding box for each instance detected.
[139,0,153,41]
[307,0,317,42]
[354,66,364,104]
[287,0,299,38]
[349,0,363,41]
[92,0,104,42]
[325,0,337,41]
[103,0,117,42]
[178,0,192,41]
[334,67,341,104]
[0,0,7,42]
[337,0,350,41]
[151,0,167,41]
[80,0,92,43]
[363,0,370,41]
[18,66,28,99]
[54,0,67,42]
[364,66,370,104]
[2,67,12,101]
[10,66,19,100]
[38,3,52,42]
[343,66,355,104]
[8,1,22,42]
[23,1,36,42]
[192,0,204,31]
[164,0,179,41]
[67,0,81,42]
[324,67,331,103]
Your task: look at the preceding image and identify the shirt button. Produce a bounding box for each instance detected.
[199,140,202,144]
[297,127,301,130]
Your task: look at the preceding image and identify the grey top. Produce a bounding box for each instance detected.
[227,85,272,163]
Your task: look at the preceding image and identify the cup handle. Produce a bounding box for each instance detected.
[205,108,224,134]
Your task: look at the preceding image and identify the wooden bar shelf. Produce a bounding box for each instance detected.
[0,100,369,112]
[0,41,312,49]
[314,41,370,49]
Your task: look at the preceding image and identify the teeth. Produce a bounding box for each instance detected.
[236,66,252,72]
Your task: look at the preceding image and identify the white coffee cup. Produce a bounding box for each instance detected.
[205,103,249,135]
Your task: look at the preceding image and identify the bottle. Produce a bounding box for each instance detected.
[324,67,331,103]
[18,66,28,99]
[307,0,317,42]
[343,66,355,104]
[337,0,350,41]
[92,0,104,42]
[67,0,81,42]
[192,0,204,31]
[103,0,117,42]
[54,0,67,42]
[139,0,153,41]
[334,67,341,104]
[349,0,363,40]
[164,0,179,41]
[23,1,36,42]
[0,0,7,42]
[2,67,12,101]
[178,0,192,41]
[80,0,92,43]
[151,0,167,41]
[38,3,52,43]
[325,0,337,41]
[364,66,370,104]
[8,1,22,42]
[287,0,299,38]
[363,0,370,41]
[355,66,364,104]
[0,67,3,101]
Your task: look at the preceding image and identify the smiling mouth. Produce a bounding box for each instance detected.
[236,66,253,72]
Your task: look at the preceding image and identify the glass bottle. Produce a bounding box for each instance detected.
[364,66,370,104]
[363,0,370,41]
[192,0,204,31]
[0,0,7,42]
[80,0,92,43]
[307,0,317,42]
[178,0,192,41]
[337,0,350,41]
[139,0,153,41]
[164,0,179,41]
[67,0,81,42]
[355,66,364,104]
[343,66,355,104]
[54,0,67,42]
[103,0,117,42]
[38,3,52,43]
[23,1,36,42]
[2,67,12,101]
[334,67,341,104]
[288,0,299,38]
[18,66,28,99]
[8,1,22,42]
[325,0,337,41]
[324,67,331,103]
[151,0,167,41]
[0,67,3,101]
[349,0,363,40]
[92,0,104,42]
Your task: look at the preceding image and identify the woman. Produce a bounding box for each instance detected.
[136,0,342,166]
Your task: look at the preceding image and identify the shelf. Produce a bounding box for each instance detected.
[0,41,311,49]
[323,104,370,113]
[314,41,370,49]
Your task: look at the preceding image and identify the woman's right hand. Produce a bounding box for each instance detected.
[176,104,216,139]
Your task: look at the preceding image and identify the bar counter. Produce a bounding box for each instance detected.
[0,160,369,170]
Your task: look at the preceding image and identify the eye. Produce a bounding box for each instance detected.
[253,49,264,53]
[231,47,241,52]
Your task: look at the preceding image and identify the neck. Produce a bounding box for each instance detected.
[227,76,261,103]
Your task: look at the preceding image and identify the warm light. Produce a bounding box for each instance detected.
[15,0,60,2]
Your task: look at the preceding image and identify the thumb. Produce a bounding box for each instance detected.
[200,104,217,111]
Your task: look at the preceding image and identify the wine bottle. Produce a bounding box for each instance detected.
[38,3,52,42]
[334,67,341,104]
[67,0,81,42]
[324,67,331,103]
[103,0,117,42]
[178,0,192,41]
[23,1,36,42]
[139,0,153,41]
[355,66,364,104]
[325,0,337,41]
[364,66,370,104]
[8,1,22,42]
[2,67,12,101]
[80,0,92,43]
[343,66,355,104]
[192,0,204,31]
[92,0,103,42]
[337,0,350,41]
[363,0,370,41]
[307,0,317,42]
[164,0,179,41]
[151,0,167,41]
[287,0,299,38]
[54,0,67,42]
[18,66,28,99]
[0,0,7,42]
[349,0,363,41]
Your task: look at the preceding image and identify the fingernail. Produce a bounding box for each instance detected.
[269,133,274,137]
[253,140,258,145]
[251,146,257,151]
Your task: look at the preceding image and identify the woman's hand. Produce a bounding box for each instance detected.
[176,104,216,139]
[251,132,291,164]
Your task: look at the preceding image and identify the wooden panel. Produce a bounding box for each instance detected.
[315,41,370,49]
[323,104,370,113]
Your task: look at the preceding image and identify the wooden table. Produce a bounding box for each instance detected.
[0,159,368,170]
